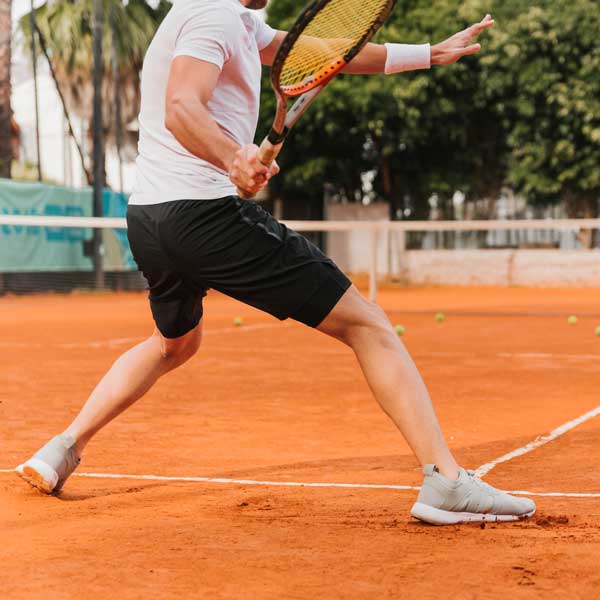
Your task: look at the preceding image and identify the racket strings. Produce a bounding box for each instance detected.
[279,0,390,94]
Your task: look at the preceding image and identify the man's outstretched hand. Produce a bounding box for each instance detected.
[431,14,495,66]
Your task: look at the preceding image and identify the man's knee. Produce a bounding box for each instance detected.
[350,301,393,343]
[327,295,393,348]
[158,324,203,365]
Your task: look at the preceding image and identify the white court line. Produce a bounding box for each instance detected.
[59,323,282,349]
[1,469,599,498]
[417,351,600,361]
[58,337,144,349]
[496,352,600,361]
[476,405,600,477]
[1,332,599,359]
[203,322,286,336]
[0,322,283,350]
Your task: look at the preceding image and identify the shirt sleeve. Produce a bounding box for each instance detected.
[253,15,277,51]
[174,7,240,70]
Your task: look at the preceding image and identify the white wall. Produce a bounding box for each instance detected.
[325,202,391,275]
[399,249,600,287]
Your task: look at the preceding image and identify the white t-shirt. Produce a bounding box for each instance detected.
[130,0,277,205]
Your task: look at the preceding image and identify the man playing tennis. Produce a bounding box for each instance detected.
[17,0,535,525]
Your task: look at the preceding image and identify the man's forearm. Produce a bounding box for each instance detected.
[165,99,239,172]
[340,43,387,74]
[342,14,493,73]
[342,42,431,75]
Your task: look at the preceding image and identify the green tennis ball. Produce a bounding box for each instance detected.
[595,326,600,337]
[567,316,578,325]
[435,312,446,323]
[394,324,405,336]
[233,317,244,327]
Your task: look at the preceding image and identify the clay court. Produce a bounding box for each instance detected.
[2,284,600,598]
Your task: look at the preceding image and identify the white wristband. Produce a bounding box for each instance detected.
[384,43,431,74]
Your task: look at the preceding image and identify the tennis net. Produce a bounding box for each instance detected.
[2,214,600,299]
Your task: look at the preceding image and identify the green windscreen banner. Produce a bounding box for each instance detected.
[0,179,135,272]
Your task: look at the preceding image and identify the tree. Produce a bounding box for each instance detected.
[262,0,600,222]
[482,0,600,217]
[19,0,172,154]
[261,0,507,220]
[0,0,12,179]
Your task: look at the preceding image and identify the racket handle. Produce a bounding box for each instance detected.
[257,137,283,167]
[236,137,284,200]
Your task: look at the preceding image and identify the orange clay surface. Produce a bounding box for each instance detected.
[2,284,600,599]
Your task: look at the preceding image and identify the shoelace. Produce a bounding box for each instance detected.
[465,470,501,496]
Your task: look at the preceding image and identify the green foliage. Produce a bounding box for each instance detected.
[483,0,600,213]
[20,1,170,74]
[19,1,172,143]
[261,0,600,218]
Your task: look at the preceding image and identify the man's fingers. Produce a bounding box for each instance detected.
[461,15,494,41]
[440,43,482,65]
[470,16,495,37]
[230,144,280,196]
[461,43,482,57]
[449,44,481,62]
[248,159,270,176]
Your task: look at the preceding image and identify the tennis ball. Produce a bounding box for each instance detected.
[233,316,244,327]
[567,315,578,325]
[394,324,405,336]
[435,312,446,323]
[595,326,600,337]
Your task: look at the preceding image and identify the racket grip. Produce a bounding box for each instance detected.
[236,137,283,200]
[257,137,283,167]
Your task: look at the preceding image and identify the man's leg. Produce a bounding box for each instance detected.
[17,323,202,492]
[317,286,536,524]
[317,286,459,479]
[65,323,203,454]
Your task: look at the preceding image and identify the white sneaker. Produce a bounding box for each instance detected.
[16,434,81,494]
[411,464,536,525]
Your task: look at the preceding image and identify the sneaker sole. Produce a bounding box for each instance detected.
[410,502,536,526]
[16,458,59,494]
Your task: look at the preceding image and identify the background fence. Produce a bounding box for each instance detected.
[3,213,600,299]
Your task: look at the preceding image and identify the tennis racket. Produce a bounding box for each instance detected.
[238,0,397,199]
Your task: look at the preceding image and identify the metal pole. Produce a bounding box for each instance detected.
[92,0,105,288]
[29,1,42,181]
[397,229,407,280]
[369,230,378,303]
[0,0,12,179]
[110,4,124,193]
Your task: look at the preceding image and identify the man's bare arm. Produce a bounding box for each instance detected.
[165,57,239,172]
[259,15,495,73]
[165,56,278,195]
[345,14,495,73]
[259,31,287,66]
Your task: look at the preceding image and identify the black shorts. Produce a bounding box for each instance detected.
[126,197,351,338]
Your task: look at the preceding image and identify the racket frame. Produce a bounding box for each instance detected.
[237,0,396,197]
[260,0,397,164]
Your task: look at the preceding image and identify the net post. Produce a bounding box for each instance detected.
[369,228,378,303]
[397,229,407,279]
[92,0,105,289]
[386,227,392,280]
